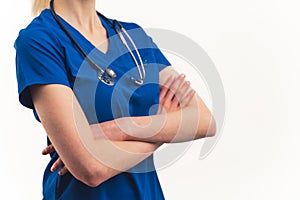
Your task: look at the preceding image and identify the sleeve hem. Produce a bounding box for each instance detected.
[19,80,71,109]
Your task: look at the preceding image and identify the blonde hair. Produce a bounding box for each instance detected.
[32,0,50,16]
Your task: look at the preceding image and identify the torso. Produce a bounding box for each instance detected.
[17,9,170,200]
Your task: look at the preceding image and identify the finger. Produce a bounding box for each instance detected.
[176,81,191,102]
[169,82,184,110]
[169,94,180,111]
[42,144,55,155]
[58,166,69,176]
[165,74,185,103]
[169,81,193,111]
[161,74,185,111]
[51,158,64,172]
[159,77,175,110]
[159,76,174,103]
[180,89,196,108]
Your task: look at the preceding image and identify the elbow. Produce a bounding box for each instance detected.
[196,114,216,139]
[77,167,106,188]
[85,180,103,188]
[82,176,104,188]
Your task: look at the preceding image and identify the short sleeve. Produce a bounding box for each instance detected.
[147,35,171,71]
[138,27,171,71]
[14,28,71,109]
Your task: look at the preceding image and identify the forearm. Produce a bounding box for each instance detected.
[97,96,216,143]
[88,140,162,184]
[70,114,162,185]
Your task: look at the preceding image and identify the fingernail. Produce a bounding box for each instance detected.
[51,166,55,172]
[180,74,185,78]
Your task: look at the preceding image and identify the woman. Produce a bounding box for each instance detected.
[15,0,216,199]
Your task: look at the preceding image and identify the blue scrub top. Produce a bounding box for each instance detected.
[15,9,171,200]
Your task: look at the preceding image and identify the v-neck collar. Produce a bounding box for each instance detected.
[50,9,114,56]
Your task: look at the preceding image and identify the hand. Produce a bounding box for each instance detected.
[42,144,68,176]
[158,73,195,114]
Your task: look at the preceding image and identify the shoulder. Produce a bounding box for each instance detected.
[118,21,142,30]
[14,10,60,50]
[116,20,153,44]
[116,20,148,36]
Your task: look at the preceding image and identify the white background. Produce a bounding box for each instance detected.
[1,0,299,199]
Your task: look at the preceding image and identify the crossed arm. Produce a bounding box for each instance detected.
[34,66,216,187]
[91,67,215,143]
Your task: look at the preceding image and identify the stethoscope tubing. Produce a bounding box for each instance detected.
[50,0,104,74]
[49,0,145,86]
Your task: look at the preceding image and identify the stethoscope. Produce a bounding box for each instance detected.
[50,0,145,86]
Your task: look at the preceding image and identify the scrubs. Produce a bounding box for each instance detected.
[15,9,170,200]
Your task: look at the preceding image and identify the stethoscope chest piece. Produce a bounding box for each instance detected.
[105,68,117,79]
[97,67,116,86]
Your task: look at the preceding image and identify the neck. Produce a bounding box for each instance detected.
[53,0,100,33]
